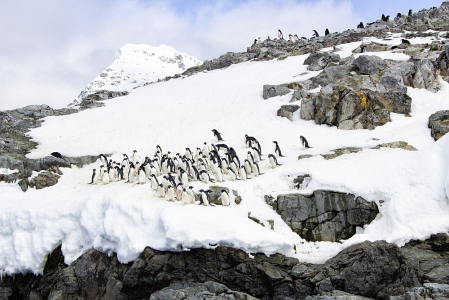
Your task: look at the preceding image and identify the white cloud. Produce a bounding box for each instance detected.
[0,0,361,111]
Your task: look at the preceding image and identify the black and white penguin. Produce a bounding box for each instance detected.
[300,136,311,149]
[100,154,108,168]
[200,170,213,184]
[127,164,135,183]
[252,147,262,162]
[251,162,264,177]
[51,152,63,159]
[198,189,212,206]
[289,34,294,42]
[89,169,98,184]
[132,150,141,166]
[182,188,190,205]
[138,167,146,184]
[157,184,165,198]
[215,143,228,152]
[386,15,390,22]
[218,189,230,207]
[313,30,319,38]
[214,167,224,183]
[166,185,175,202]
[402,39,411,45]
[102,169,110,184]
[258,37,262,44]
[212,129,224,141]
[150,174,159,191]
[176,182,183,200]
[325,28,330,36]
[245,134,257,148]
[202,142,210,158]
[294,34,299,42]
[381,14,386,21]
[397,13,402,18]
[408,9,412,16]
[357,22,364,29]
[278,29,283,40]
[244,159,252,175]
[247,151,255,164]
[273,141,285,157]
[239,166,249,181]
[268,154,282,168]
[227,167,237,181]
[253,38,257,45]
[187,186,196,204]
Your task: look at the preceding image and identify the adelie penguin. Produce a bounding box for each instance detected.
[278,29,283,40]
[51,152,63,159]
[325,28,330,36]
[313,30,319,38]
[89,169,98,184]
[212,129,223,142]
[357,22,364,29]
[273,141,285,157]
[300,136,311,149]
[218,189,230,207]
[268,154,282,169]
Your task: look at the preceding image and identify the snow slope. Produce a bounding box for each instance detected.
[2,34,449,274]
[68,44,202,106]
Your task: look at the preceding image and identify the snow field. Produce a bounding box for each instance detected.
[1,34,449,274]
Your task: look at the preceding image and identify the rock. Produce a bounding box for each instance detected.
[352,55,387,75]
[380,68,407,93]
[277,105,300,121]
[207,186,230,205]
[306,290,375,300]
[298,154,314,160]
[293,174,311,189]
[370,141,417,151]
[300,96,316,120]
[268,190,378,242]
[321,147,363,160]
[28,171,61,190]
[263,84,291,99]
[428,110,449,140]
[413,59,440,92]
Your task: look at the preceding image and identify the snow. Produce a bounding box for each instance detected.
[1,34,449,274]
[68,44,202,107]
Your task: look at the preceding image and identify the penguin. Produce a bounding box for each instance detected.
[278,29,283,40]
[214,167,224,183]
[218,189,230,207]
[198,189,212,206]
[89,169,98,184]
[244,159,252,175]
[212,129,223,142]
[185,148,193,160]
[253,38,257,45]
[108,166,116,182]
[180,168,189,186]
[294,34,299,42]
[381,14,386,21]
[200,170,213,184]
[245,134,257,148]
[221,158,229,174]
[215,143,228,151]
[408,9,412,16]
[227,167,237,181]
[252,147,262,162]
[117,166,124,180]
[138,167,146,184]
[251,161,264,177]
[162,175,169,192]
[100,154,108,168]
[202,142,210,158]
[247,151,255,164]
[132,150,141,165]
[102,169,110,184]
[126,164,135,183]
[313,30,319,38]
[229,161,239,176]
[402,39,411,45]
[150,174,159,191]
[397,13,402,18]
[268,154,282,168]
[157,184,165,198]
[156,145,163,154]
[289,34,294,42]
[176,182,183,200]
[182,188,190,205]
[273,141,285,157]
[239,166,249,181]
[257,37,262,44]
[386,15,390,22]
[51,152,63,159]
[325,28,330,36]
[357,22,364,29]
[187,186,196,204]
[300,136,311,149]
[166,185,175,202]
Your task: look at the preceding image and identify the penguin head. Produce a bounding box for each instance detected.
[133,150,137,153]
[189,186,194,189]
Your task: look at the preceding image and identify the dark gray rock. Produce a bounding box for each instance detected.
[352,55,387,75]
[428,110,449,140]
[277,105,300,121]
[413,59,440,92]
[28,170,61,190]
[78,90,129,110]
[304,52,341,71]
[300,96,316,121]
[380,68,407,93]
[306,290,375,300]
[268,190,379,242]
[263,84,291,99]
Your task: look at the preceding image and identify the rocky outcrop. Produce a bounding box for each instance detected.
[428,110,449,140]
[78,90,129,110]
[352,55,387,75]
[277,105,300,121]
[391,283,449,300]
[266,190,379,242]
[263,84,291,99]
[304,51,341,71]
[3,233,449,300]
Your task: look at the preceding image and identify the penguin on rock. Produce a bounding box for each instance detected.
[218,189,230,206]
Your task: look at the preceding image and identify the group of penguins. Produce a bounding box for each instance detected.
[89,129,311,207]
[255,9,417,46]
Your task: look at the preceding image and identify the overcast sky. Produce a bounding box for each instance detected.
[0,0,444,111]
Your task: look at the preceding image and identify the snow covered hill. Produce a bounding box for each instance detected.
[1,34,449,274]
[68,44,202,107]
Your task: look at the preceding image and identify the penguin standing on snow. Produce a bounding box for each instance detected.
[182,188,190,205]
[268,154,282,168]
[166,185,175,202]
[150,174,159,191]
[100,154,108,168]
[251,161,264,177]
[187,186,196,204]
[212,129,224,142]
[300,136,311,149]
[273,141,286,157]
[278,29,283,40]
[138,167,146,184]
[90,169,98,184]
[199,189,212,206]
[157,184,165,198]
[102,169,110,184]
[218,189,230,207]
[227,167,237,181]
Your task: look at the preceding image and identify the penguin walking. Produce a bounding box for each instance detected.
[300,136,311,149]
[150,174,159,191]
[239,166,249,181]
[273,141,286,157]
[100,154,108,168]
[182,188,190,205]
[212,129,224,142]
[157,184,165,198]
[278,29,283,40]
[218,190,230,207]
[268,154,282,168]
[251,162,264,177]
[199,189,212,206]
[89,169,98,184]
[138,167,146,184]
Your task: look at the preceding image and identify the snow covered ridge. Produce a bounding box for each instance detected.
[68,44,202,107]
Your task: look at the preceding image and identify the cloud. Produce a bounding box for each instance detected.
[0,0,361,111]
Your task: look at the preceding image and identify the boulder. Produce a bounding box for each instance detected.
[267,190,379,242]
[380,68,407,93]
[277,105,300,121]
[300,96,316,120]
[263,84,291,99]
[352,55,387,75]
[428,110,449,140]
[413,59,440,92]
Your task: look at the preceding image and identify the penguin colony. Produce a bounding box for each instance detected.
[268,8,415,44]
[89,131,311,207]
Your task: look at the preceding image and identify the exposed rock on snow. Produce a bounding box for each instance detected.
[352,55,387,75]
[428,110,449,140]
[263,84,291,99]
[79,90,129,110]
[277,105,300,121]
[266,191,379,242]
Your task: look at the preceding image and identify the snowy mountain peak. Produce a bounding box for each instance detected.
[68,44,202,107]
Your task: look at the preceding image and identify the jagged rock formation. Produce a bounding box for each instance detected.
[78,90,129,110]
[265,191,379,242]
[2,234,449,300]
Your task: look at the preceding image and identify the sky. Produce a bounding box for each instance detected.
[0,0,444,111]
